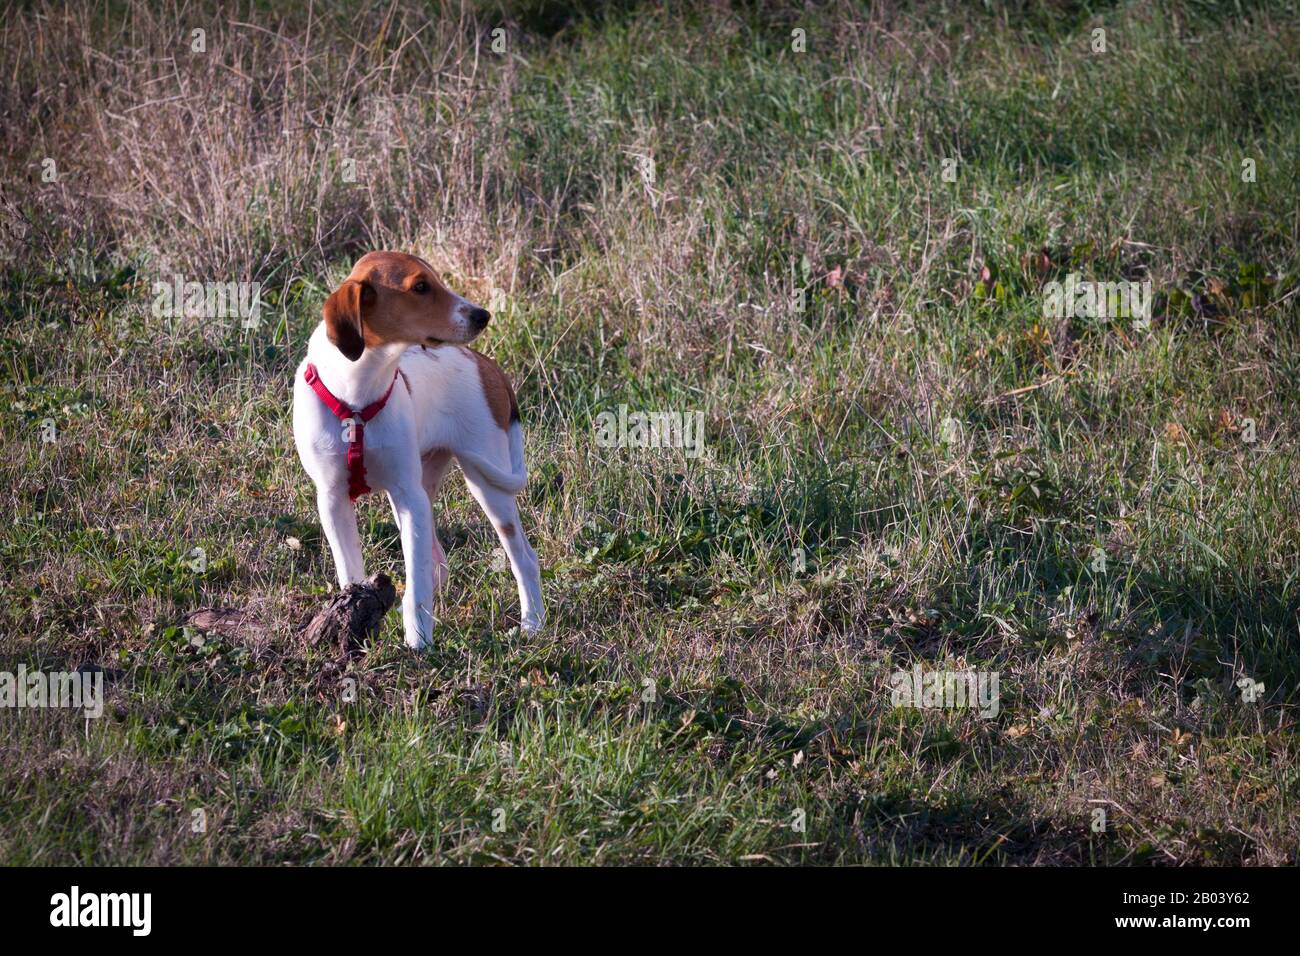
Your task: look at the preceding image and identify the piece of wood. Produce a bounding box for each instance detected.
[186,607,264,639]
[301,573,397,657]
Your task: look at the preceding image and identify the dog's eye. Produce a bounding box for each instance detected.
[413,281,428,294]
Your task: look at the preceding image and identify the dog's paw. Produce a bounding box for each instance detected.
[403,615,432,651]
[402,600,434,651]
[520,614,544,636]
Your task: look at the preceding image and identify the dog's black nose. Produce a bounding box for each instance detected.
[468,307,490,331]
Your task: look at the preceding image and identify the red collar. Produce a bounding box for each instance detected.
[303,362,399,502]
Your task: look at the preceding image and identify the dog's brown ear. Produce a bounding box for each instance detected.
[323,279,374,361]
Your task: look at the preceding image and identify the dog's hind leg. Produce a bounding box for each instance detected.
[459,462,543,634]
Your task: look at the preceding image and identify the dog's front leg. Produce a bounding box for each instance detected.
[389,483,436,650]
[317,486,365,586]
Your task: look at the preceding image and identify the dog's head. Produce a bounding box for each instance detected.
[323,251,490,361]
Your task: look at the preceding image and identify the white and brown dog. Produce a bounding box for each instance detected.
[293,251,543,649]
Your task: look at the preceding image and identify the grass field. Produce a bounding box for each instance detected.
[2,0,1299,865]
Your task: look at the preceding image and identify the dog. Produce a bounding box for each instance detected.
[293,251,543,649]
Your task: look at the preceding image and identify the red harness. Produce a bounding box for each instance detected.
[303,362,399,502]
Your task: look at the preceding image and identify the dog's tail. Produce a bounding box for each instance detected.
[457,421,528,495]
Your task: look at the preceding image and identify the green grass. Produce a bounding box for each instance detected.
[1,0,1298,865]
